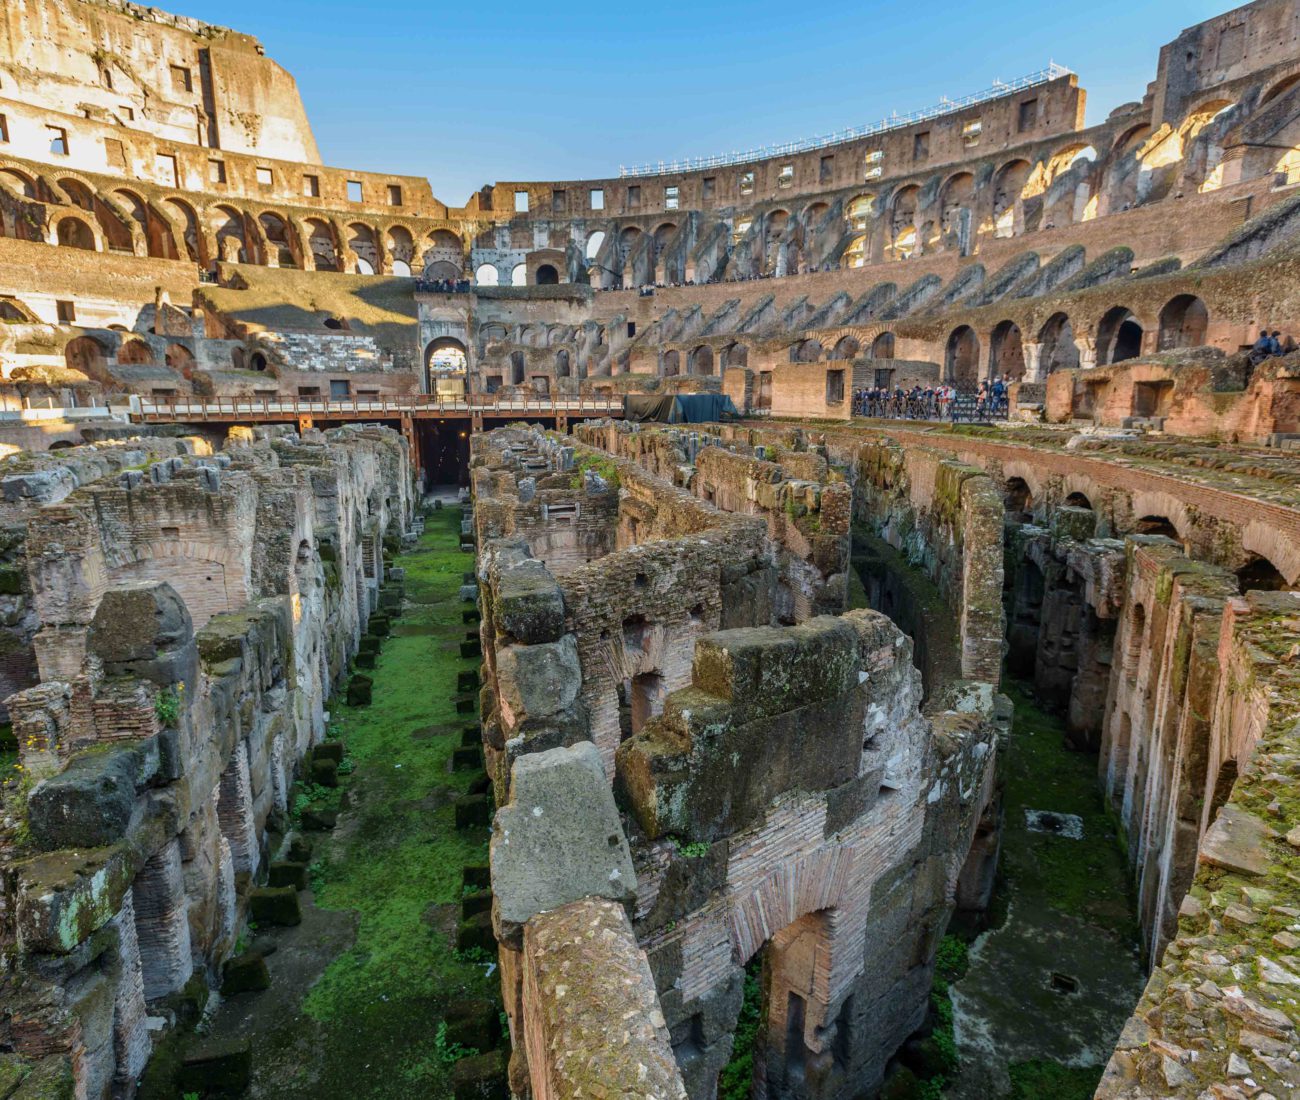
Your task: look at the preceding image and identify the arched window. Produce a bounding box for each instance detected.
[689,345,715,375]
[475,263,499,286]
[1038,313,1078,373]
[869,332,895,359]
[945,326,980,386]
[425,338,468,390]
[989,320,1024,380]
[536,264,559,285]
[831,335,861,360]
[585,231,606,260]
[56,216,95,250]
[1236,554,1292,593]
[510,263,527,287]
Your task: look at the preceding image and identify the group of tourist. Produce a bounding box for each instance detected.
[415,277,473,294]
[1249,328,1297,365]
[852,376,1011,421]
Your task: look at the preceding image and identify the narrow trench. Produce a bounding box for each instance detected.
[140,502,502,1100]
[837,533,1144,1100]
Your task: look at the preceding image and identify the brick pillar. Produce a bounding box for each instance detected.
[216,741,259,876]
[131,838,194,1000]
[110,892,151,1085]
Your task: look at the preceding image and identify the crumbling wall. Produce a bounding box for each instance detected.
[1095,590,1300,1099]
[0,426,413,1096]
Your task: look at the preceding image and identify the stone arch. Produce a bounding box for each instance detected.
[422,228,463,275]
[117,337,154,365]
[945,325,980,386]
[689,345,715,376]
[869,332,896,359]
[0,166,37,199]
[1004,476,1033,519]
[830,335,861,361]
[164,198,202,262]
[938,171,975,252]
[1241,521,1300,586]
[305,218,339,271]
[111,542,247,627]
[989,320,1024,380]
[661,349,681,377]
[56,215,96,250]
[585,231,607,261]
[425,337,468,391]
[1157,294,1208,351]
[847,194,876,231]
[992,159,1032,237]
[114,189,175,258]
[210,205,249,264]
[258,211,297,268]
[386,225,415,276]
[64,335,112,382]
[475,263,499,286]
[536,263,559,285]
[346,223,379,275]
[555,349,571,379]
[1038,312,1079,373]
[887,186,920,258]
[790,339,822,364]
[511,263,527,287]
[1097,306,1144,364]
[164,343,195,371]
[722,344,748,369]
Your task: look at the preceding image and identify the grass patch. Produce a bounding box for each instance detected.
[717,956,763,1100]
[1007,1060,1103,1100]
[271,506,497,1098]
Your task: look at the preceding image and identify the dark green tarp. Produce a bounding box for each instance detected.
[622,393,739,423]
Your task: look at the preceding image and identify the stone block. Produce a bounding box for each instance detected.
[220,952,271,996]
[462,608,481,624]
[454,794,491,829]
[461,889,492,919]
[27,740,159,850]
[455,696,476,715]
[268,861,308,890]
[357,634,381,656]
[452,746,483,772]
[368,613,391,637]
[301,807,337,831]
[495,559,565,644]
[458,669,480,692]
[177,1039,252,1095]
[1051,505,1097,543]
[444,998,503,1053]
[355,650,376,669]
[286,834,313,862]
[314,741,344,764]
[461,725,481,746]
[249,886,301,927]
[468,773,492,796]
[451,1051,509,1100]
[490,742,635,945]
[462,863,490,890]
[456,909,495,953]
[346,674,373,706]
[459,640,481,658]
[309,757,339,787]
[86,581,195,686]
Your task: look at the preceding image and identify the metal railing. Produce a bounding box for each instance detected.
[132,394,626,421]
[618,64,1071,178]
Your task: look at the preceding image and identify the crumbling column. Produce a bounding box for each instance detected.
[216,741,259,876]
[131,837,194,1000]
[110,892,151,1086]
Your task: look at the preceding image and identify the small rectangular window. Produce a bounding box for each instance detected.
[627,321,636,337]
[1018,99,1038,133]
[552,189,567,214]
[303,174,319,197]
[209,158,226,184]
[826,369,845,405]
[740,170,755,195]
[913,131,929,161]
[120,105,134,121]
[256,166,273,186]
[590,188,604,210]
[962,119,982,146]
[665,185,679,210]
[155,153,177,187]
[169,65,192,93]
[387,184,402,206]
[864,164,882,180]
[820,155,834,182]
[330,379,351,398]
[297,386,321,397]
[348,180,364,202]
[778,164,794,187]
[102,69,113,90]
[47,126,68,156]
[0,115,9,143]
[104,138,126,170]
[627,185,641,208]
[702,176,715,200]
[56,300,76,323]
[514,189,529,212]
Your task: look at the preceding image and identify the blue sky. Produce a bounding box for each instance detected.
[179,0,1228,205]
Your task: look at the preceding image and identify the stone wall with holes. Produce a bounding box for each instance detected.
[0,424,413,1097]
[470,423,1003,1100]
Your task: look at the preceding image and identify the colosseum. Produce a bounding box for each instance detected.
[1,1,1300,1099]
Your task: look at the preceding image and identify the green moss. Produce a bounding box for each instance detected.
[718,957,763,1100]
[286,506,498,1097]
[569,453,621,491]
[1007,1060,1103,1100]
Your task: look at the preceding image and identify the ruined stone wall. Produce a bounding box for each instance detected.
[1095,590,1300,1100]
[471,424,1003,1100]
[0,425,413,1097]
[851,438,1005,685]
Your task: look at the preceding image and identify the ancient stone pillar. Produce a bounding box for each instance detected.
[216,741,259,876]
[131,837,194,1000]
[1023,341,1044,382]
[110,892,151,1085]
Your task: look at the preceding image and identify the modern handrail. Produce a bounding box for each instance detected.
[618,63,1072,177]
[132,394,626,420]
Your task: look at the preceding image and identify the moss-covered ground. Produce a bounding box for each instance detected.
[942,682,1145,1100]
[155,504,497,1099]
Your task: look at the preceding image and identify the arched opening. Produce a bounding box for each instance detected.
[164,198,201,262]
[475,263,499,286]
[847,194,875,231]
[249,351,268,372]
[945,325,980,386]
[116,189,173,258]
[425,338,468,391]
[844,234,869,268]
[990,320,1025,380]
[661,350,681,377]
[938,172,975,253]
[992,159,1032,237]
[347,223,378,275]
[1236,554,1293,593]
[585,231,606,260]
[1064,491,1092,510]
[56,216,95,250]
[1038,313,1079,373]
[1097,307,1143,364]
[555,350,571,379]
[1004,477,1033,520]
[790,340,822,364]
[723,344,748,369]
[689,345,715,376]
[211,206,249,264]
[1134,515,1179,539]
[64,335,110,379]
[888,186,920,259]
[510,351,526,386]
[304,219,339,271]
[830,335,861,361]
[536,264,559,285]
[258,212,296,267]
[510,263,527,287]
[869,332,895,359]
[1157,295,1209,351]
[117,338,154,365]
[386,226,415,276]
[164,344,194,371]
